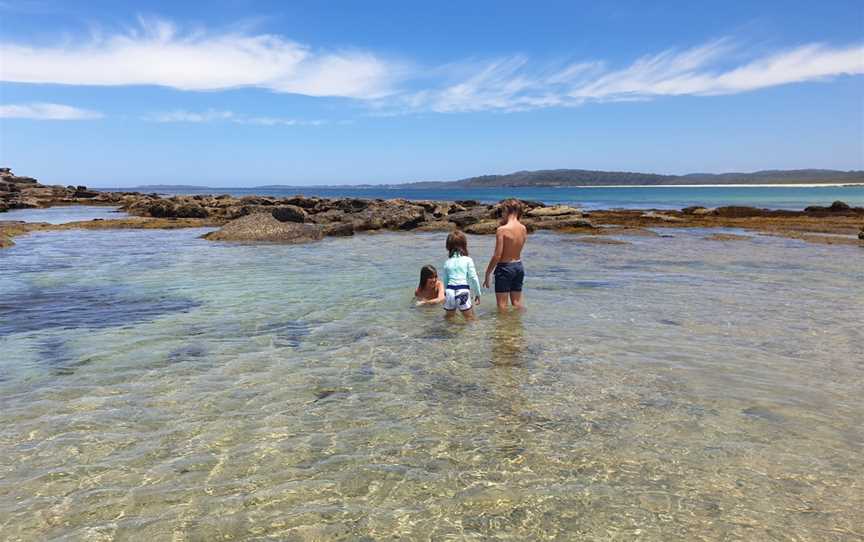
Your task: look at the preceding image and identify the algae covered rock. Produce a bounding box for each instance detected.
[203,212,324,244]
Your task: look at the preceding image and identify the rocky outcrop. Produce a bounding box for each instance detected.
[803,201,864,215]
[202,212,324,244]
[0,167,121,210]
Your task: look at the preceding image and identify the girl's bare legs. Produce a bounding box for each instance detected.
[461,307,476,321]
[445,309,456,320]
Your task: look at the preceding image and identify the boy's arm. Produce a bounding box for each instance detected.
[467,258,482,301]
[484,228,504,288]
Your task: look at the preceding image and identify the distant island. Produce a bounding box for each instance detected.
[121,168,864,191]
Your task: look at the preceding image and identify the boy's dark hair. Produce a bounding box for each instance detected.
[418,265,437,289]
[446,230,469,257]
[499,199,524,219]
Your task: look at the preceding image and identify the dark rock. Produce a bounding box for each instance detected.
[353,202,426,231]
[448,207,492,228]
[829,201,851,212]
[271,205,307,223]
[455,200,480,207]
[859,227,864,241]
[203,212,324,243]
[174,203,209,218]
[283,196,321,209]
[336,198,370,212]
[308,209,347,223]
[529,217,595,230]
[9,198,39,209]
[712,206,799,218]
[147,200,177,218]
[239,195,276,206]
[323,222,355,236]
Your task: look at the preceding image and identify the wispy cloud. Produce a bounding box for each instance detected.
[0,16,402,99]
[145,109,327,126]
[0,102,103,120]
[0,16,861,114]
[394,40,864,113]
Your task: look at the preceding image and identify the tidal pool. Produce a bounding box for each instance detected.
[0,205,127,224]
[0,227,862,540]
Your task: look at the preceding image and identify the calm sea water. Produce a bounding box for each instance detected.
[1,226,862,540]
[119,184,864,210]
[1,205,127,224]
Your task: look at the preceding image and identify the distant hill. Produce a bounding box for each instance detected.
[112,169,864,192]
[404,169,864,188]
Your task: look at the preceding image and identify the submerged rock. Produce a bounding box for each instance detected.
[203,212,324,244]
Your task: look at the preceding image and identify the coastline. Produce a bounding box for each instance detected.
[2,171,863,249]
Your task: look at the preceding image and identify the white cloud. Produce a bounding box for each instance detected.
[0,102,103,120]
[395,40,864,113]
[1,17,861,114]
[145,109,326,126]
[0,16,400,99]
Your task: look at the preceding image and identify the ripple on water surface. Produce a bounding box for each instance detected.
[0,227,862,540]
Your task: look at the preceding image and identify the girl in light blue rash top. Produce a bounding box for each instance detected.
[441,230,482,320]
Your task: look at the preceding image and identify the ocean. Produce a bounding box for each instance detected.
[1,219,862,539]
[107,184,864,210]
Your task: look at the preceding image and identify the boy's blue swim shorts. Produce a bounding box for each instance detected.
[494,261,525,293]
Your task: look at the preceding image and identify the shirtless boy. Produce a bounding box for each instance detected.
[483,199,528,311]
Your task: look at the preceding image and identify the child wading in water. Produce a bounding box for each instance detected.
[441,231,482,320]
[484,199,528,311]
[414,265,444,305]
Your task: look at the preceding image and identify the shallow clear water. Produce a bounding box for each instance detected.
[110,185,864,210]
[0,205,127,224]
[1,228,862,540]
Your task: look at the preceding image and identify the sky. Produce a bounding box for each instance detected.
[0,0,862,187]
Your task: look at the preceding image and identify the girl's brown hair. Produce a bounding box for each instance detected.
[446,230,469,257]
[418,265,438,289]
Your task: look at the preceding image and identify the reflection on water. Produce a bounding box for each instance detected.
[490,311,527,366]
[0,228,862,540]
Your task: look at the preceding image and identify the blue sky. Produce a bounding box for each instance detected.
[0,0,862,187]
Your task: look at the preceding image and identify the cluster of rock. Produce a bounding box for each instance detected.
[0,168,103,212]
[680,202,864,218]
[3,169,861,246]
[196,197,592,243]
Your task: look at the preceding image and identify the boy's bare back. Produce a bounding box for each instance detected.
[497,220,527,262]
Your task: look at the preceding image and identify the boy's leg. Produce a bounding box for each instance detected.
[495,292,510,311]
[510,291,524,310]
